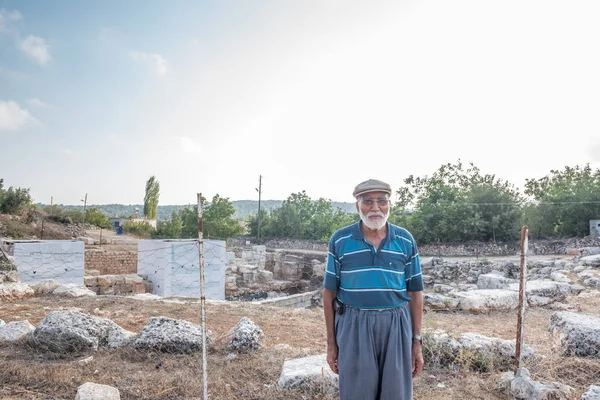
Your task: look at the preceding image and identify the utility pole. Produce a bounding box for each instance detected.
[50,196,53,206]
[81,193,87,223]
[256,175,262,239]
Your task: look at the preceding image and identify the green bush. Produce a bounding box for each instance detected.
[44,205,84,224]
[123,220,154,238]
[0,184,33,215]
[85,208,112,229]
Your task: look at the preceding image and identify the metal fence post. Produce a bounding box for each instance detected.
[197,193,208,399]
[514,226,529,373]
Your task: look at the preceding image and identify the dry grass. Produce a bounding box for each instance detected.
[1,293,599,399]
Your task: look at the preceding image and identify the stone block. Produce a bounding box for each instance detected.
[84,276,98,286]
[549,311,600,357]
[278,354,338,392]
[123,274,143,285]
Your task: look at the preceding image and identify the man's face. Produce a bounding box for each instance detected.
[356,191,390,230]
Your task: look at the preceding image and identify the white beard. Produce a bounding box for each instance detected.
[359,209,389,230]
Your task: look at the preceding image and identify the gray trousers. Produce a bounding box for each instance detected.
[335,304,413,400]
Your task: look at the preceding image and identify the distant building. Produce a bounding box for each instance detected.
[590,220,600,237]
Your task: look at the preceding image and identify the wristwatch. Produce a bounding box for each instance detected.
[412,335,422,344]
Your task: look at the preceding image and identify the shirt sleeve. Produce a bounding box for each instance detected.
[404,235,423,292]
[323,235,340,291]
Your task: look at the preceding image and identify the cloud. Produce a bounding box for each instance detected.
[180,136,202,154]
[588,138,600,162]
[0,100,36,132]
[0,9,22,31]
[63,149,73,155]
[19,35,51,65]
[28,97,53,108]
[130,51,168,76]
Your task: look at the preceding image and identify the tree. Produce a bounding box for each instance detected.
[524,164,600,237]
[85,208,112,229]
[143,176,160,220]
[203,194,244,239]
[395,161,523,243]
[261,191,357,240]
[154,211,183,239]
[0,185,33,215]
[178,194,244,239]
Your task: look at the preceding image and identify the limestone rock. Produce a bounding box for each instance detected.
[451,289,518,312]
[424,293,459,311]
[28,310,136,353]
[433,284,455,293]
[580,254,600,267]
[135,317,212,353]
[497,367,575,400]
[549,311,600,357]
[53,284,97,297]
[477,273,516,290]
[0,283,34,300]
[227,317,264,352]
[581,385,600,400]
[458,332,533,369]
[31,279,59,295]
[278,354,338,393]
[0,320,35,342]
[75,382,120,400]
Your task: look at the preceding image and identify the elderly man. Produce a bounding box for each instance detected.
[323,179,424,400]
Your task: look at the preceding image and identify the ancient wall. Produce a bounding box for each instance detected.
[85,250,137,275]
[229,236,600,257]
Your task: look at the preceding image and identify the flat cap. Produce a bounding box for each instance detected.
[353,179,392,198]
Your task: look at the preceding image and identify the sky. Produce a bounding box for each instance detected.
[1,1,599,206]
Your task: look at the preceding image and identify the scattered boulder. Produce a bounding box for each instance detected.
[433,284,455,293]
[75,382,120,400]
[450,289,518,313]
[227,317,264,352]
[423,293,459,311]
[53,284,97,297]
[422,329,461,366]
[458,332,533,370]
[548,311,600,357]
[497,368,575,400]
[550,271,571,283]
[0,282,34,300]
[28,310,136,353]
[477,273,516,290]
[278,354,338,393]
[135,317,212,354]
[581,385,600,400]
[423,329,532,371]
[0,320,35,342]
[31,279,59,295]
[507,280,571,306]
[580,254,600,268]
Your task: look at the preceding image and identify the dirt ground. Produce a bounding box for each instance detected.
[1,292,599,400]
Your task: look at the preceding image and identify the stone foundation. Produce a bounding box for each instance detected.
[85,250,137,275]
[84,274,152,295]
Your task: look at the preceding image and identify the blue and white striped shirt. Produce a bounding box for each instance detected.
[323,222,423,309]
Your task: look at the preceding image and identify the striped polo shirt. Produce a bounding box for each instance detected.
[323,221,423,309]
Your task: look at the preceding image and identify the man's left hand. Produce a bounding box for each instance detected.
[412,340,424,378]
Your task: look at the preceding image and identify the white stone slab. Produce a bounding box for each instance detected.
[138,240,225,299]
[13,240,84,285]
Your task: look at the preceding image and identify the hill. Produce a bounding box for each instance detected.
[36,200,357,221]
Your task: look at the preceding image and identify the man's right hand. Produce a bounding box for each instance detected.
[327,342,339,374]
